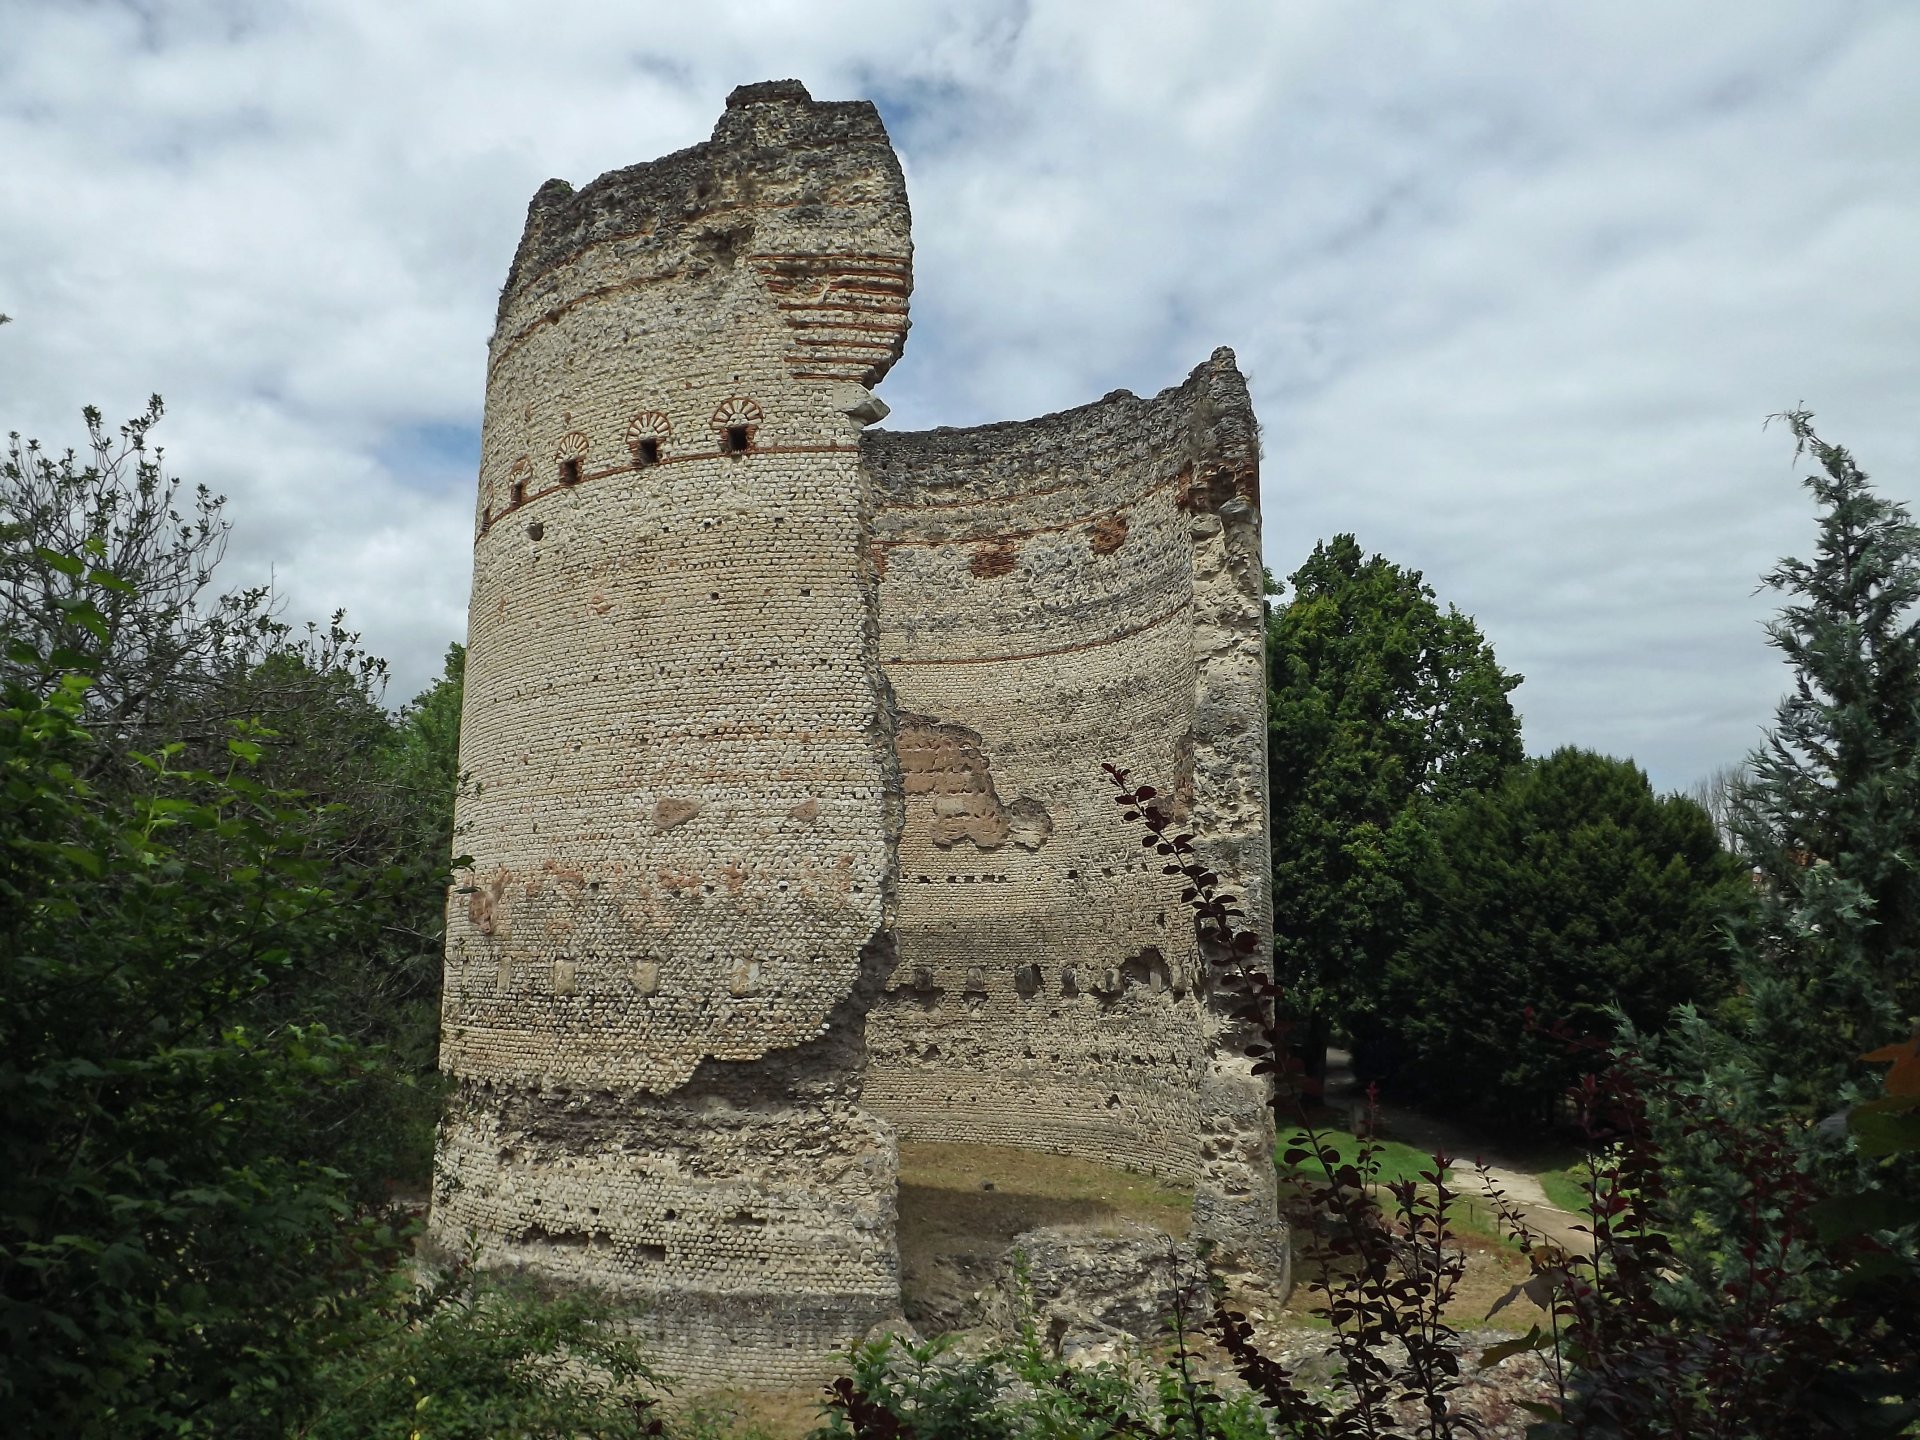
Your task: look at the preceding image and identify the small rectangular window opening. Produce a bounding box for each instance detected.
[509,481,526,505]
[724,424,750,454]
[559,457,582,485]
[636,437,660,467]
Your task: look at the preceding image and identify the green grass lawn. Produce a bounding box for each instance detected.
[1275,1127,1542,1281]
[1277,1125,1449,1188]
[1446,1191,1523,1248]
[1277,1127,1550,1251]
[1538,1162,1595,1215]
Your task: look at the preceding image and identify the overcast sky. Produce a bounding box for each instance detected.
[3,1,1916,793]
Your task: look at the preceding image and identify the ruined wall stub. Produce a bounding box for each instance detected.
[432,80,1281,1387]
[432,81,910,1385]
[863,357,1280,1266]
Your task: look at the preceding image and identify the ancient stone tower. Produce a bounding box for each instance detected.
[432,80,1277,1386]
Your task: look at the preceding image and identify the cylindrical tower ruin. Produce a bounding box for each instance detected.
[430,81,913,1385]
[433,79,1287,1386]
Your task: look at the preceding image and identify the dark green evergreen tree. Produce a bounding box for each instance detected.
[1378,747,1747,1123]
[1265,535,1523,1069]
[1724,410,1920,1115]
[1631,414,1920,1391]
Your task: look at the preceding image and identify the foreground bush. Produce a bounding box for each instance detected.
[0,587,395,1431]
[819,1300,1269,1440]
[1486,1024,1920,1439]
[296,1264,664,1439]
[0,409,653,1437]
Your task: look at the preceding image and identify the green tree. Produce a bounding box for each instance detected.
[0,563,402,1432]
[1636,413,1920,1357]
[0,408,660,1437]
[1724,410,1920,1114]
[5,403,465,1192]
[1,398,281,775]
[375,639,466,1019]
[303,641,466,1183]
[1265,535,1523,1068]
[1375,747,1746,1123]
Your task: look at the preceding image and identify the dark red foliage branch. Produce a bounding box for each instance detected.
[823,1375,911,1440]
[1108,765,1920,1439]
[1107,763,1475,1440]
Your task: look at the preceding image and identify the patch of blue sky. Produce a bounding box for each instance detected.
[858,76,971,154]
[377,418,480,495]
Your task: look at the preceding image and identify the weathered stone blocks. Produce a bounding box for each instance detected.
[432,80,1281,1388]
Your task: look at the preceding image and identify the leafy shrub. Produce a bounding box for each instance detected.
[1,575,406,1433]
[819,1335,1019,1440]
[1278,1127,1448,1190]
[816,1287,1270,1439]
[1482,1024,1920,1437]
[295,1262,664,1440]
[0,413,648,1437]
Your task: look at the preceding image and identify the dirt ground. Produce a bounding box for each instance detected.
[675,1386,825,1440]
[1276,1226,1550,1335]
[899,1140,1194,1240]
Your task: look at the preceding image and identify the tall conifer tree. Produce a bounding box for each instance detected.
[1729,410,1920,1113]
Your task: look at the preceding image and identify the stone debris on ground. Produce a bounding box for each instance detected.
[878,1218,1558,1437]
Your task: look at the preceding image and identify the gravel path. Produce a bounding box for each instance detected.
[1320,1050,1595,1256]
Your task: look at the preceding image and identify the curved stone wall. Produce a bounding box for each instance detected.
[862,356,1278,1232]
[431,82,911,1385]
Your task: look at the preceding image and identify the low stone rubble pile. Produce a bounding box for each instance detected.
[883,1220,1556,1437]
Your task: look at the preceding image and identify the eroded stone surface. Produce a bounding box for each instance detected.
[431,79,1281,1389]
[434,81,909,1387]
[862,361,1281,1265]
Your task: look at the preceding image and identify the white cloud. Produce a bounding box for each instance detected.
[1,0,1915,789]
